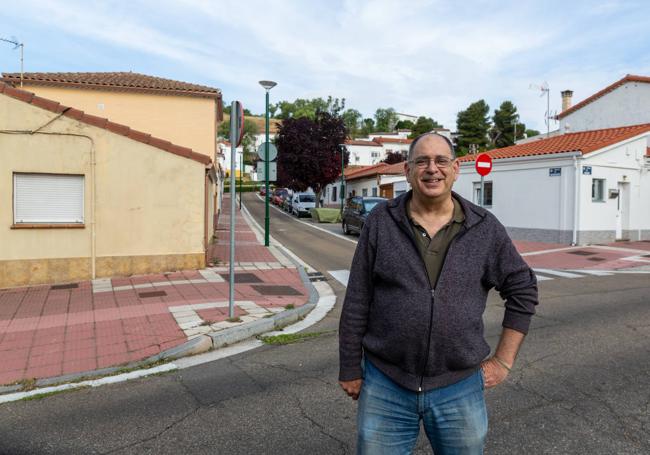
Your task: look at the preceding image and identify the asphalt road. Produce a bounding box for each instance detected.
[1,193,649,454]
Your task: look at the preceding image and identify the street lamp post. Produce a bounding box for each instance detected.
[340,145,345,212]
[259,80,277,247]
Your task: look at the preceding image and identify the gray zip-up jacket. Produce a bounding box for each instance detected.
[338,191,538,392]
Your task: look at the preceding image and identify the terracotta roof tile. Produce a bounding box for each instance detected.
[1,72,222,100]
[0,81,211,166]
[458,124,650,163]
[374,137,413,145]
[345,162,404,181]
[558,74,650,119]
[345,139,382,147]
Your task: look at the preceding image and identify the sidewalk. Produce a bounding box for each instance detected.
[0,195,311,388]
[514,239,650,270]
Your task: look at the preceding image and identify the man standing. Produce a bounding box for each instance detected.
[339,133,538,454]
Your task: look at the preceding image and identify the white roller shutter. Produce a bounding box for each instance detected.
[14,174,84,224]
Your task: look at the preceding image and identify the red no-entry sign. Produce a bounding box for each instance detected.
[475,153,492,176]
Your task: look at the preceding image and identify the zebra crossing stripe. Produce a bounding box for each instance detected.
[567,270,613,276]
[535,274,554,281]
[328,270,350,287]
[532,268,584,279]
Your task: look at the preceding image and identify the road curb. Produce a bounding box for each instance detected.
[0,200,331,399]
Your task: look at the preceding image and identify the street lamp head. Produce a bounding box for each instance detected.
[259,80,277,91]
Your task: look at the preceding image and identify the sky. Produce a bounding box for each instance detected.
[2,0,650,132]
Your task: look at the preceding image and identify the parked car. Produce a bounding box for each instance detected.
[259,186,267,196]
[272,188,288,205]
[342,196,386,234]
[291,192,317,217]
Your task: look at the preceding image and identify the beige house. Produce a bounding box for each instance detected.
[0,82,219,288]
[1,72,223,160]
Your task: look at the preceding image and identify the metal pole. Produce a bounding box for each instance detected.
[340,149,345,211]
[480,175,484,207]
[239,151,243,210]
[228,102,237,319]
[546,88,550,138]
[19,43,23,87]
[264,90,270,247]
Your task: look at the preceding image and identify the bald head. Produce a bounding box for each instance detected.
[408,132,456,161]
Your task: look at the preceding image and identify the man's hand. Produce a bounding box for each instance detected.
[480,357,510,388]
[339,379,363,400]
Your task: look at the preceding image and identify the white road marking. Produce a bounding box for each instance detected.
[535,274,554,281]
[567,270,613,276]
[255,193,358,245]
[532,268,584,279]
[328,270,350,287]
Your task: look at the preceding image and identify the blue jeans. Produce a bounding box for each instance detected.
[357,358,487,455]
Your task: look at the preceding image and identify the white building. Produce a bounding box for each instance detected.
[322,162,406,206]
[558,74,650,133]
[343,135,414,166]
[455,124,650,245]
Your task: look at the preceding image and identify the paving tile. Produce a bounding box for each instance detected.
[62,358,97,375]
[96,342,128,357]
[23,364,63,380]
[0,369,26,385]
[63,347,96,362]
[28,351,64,368]
[97,353,130,369]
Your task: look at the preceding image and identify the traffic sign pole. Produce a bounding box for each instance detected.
[474,153,493,208]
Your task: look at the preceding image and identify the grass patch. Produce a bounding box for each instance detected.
[284,304,295,310]
[21,386,89,402]
[259,330,333,345]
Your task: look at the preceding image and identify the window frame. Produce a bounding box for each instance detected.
[12,172,86,229]
[473,181,493,208]
[592,178,606,202]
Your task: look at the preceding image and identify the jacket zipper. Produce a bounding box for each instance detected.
[416,226,473,392]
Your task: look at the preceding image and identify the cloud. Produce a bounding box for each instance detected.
[2,0,650,131]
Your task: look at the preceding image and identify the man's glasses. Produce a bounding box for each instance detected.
[409,156,454,169]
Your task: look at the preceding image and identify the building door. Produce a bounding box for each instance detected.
[616,182,630,240]
[380,184,393,199]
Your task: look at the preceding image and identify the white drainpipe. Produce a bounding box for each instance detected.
[572,154,581,246]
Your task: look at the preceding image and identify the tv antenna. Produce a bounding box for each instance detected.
[1,36,24,87]
[529,81,554,138]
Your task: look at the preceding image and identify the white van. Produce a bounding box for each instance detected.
[291,192,316,217]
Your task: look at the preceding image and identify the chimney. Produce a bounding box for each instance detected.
[561,90,573,112]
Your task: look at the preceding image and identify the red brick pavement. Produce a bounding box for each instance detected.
[0,197,308,386]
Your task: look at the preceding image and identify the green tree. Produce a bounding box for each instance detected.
[360,118,375,137]
[456,100,491,155]
[342,109,363,139]
[525,129,540,138]
[491,101,526,148]
[408,116,443,138]
[274,96,345,120]
[374,108,398,132]
[395,120,415,130]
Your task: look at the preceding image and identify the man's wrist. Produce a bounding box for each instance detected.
[493,355,512,372]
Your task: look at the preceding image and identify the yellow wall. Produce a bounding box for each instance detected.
[21,85,217,159]
[0,94,209,287]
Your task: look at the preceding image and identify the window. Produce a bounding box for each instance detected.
[13,173,84,225]
[371,151,380,158]
[333,186,337,202]
[372,187,378,197]
[362,188,368,197]
[592,179,605,202]
[473,181,493,207]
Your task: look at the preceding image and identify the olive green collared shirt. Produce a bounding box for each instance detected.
[407,196,465,288]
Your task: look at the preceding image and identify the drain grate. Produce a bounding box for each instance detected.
[251,285,302,296]
[308,272,327,282]
[219,272,263,283]
[568,250,597,256]
[587,257,606,262]
[643,254,650,258]
[138,290,167,298]
[50,283,79,290]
